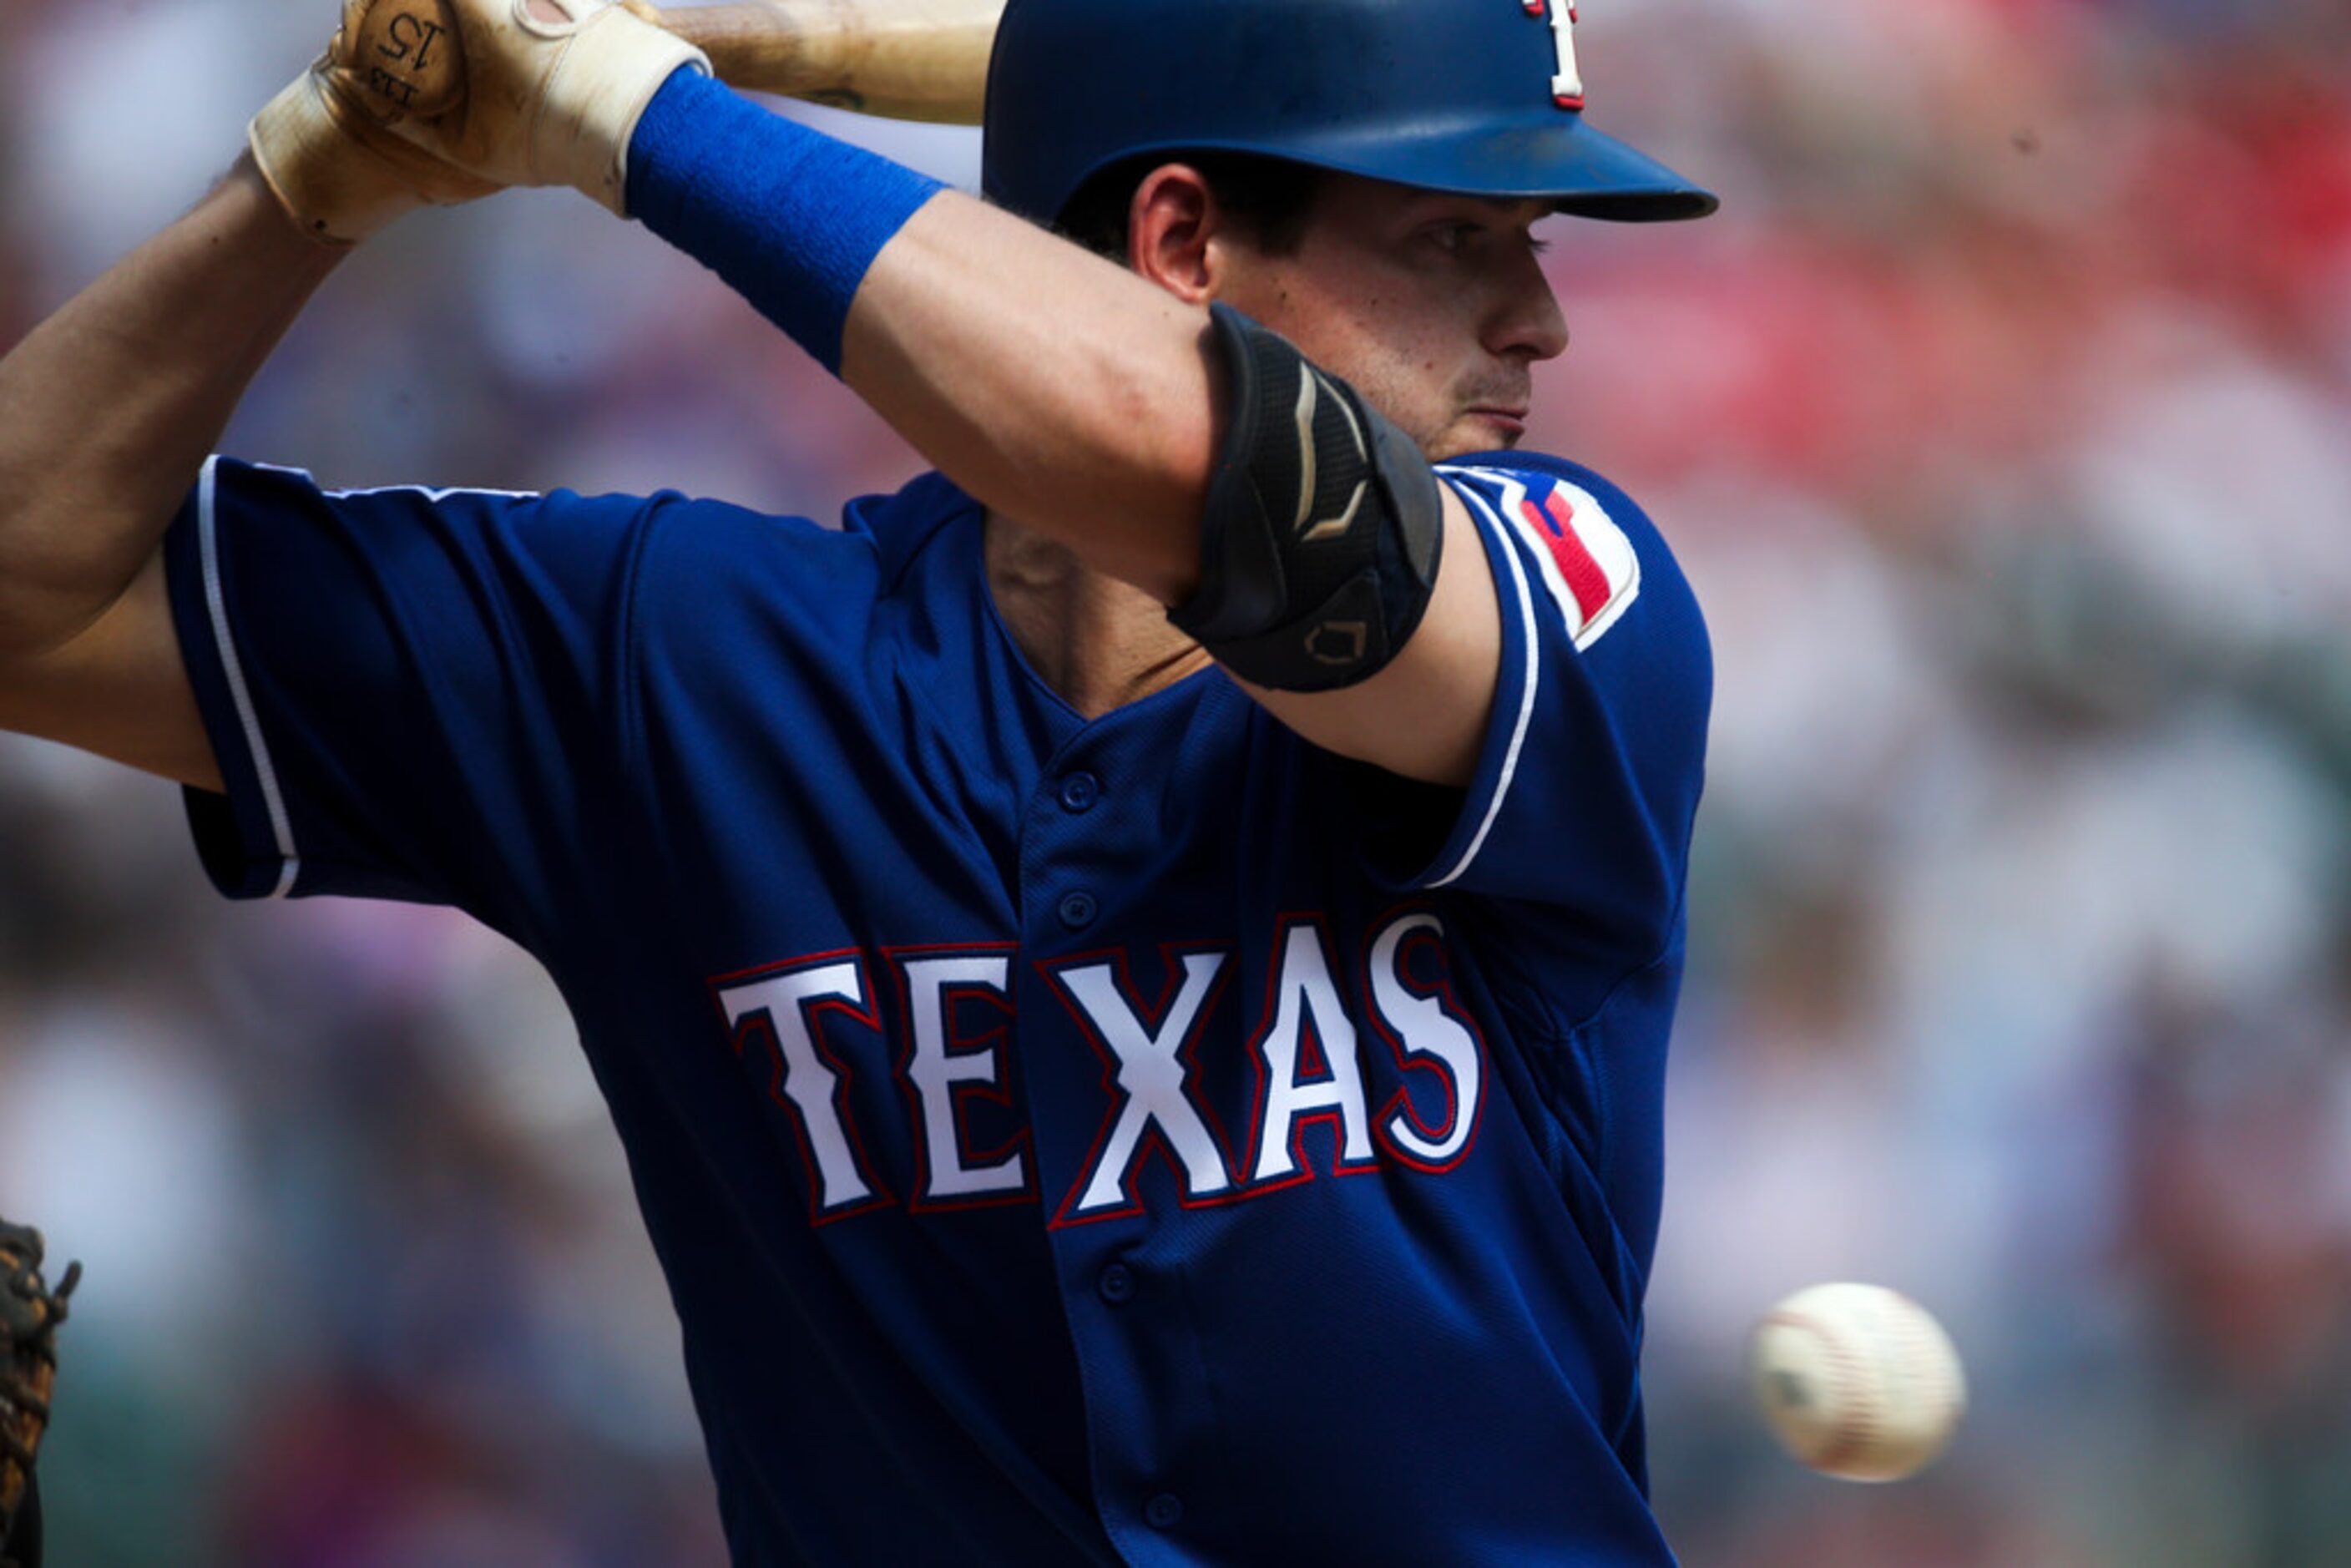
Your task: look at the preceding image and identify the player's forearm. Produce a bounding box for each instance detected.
[841,193,1215,604]
[0,159,341,657]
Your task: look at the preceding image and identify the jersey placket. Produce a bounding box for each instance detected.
[1012,695,1236,1564]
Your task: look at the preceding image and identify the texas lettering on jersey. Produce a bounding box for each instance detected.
[710,908,1488,1227]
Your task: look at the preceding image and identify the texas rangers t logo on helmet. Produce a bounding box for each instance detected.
[1521,0,1585,110]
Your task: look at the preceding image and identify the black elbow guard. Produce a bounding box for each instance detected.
[1169,303,1445,692]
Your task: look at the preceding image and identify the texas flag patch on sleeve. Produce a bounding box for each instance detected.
[1442,465,1642,650]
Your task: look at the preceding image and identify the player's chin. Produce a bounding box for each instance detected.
[1436,411,1526,458]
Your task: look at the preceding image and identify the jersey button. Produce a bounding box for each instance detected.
[1097,1262,1135,1304]
[1145,1493,1185,1530]
[1058,771,1101,813]
[1058,890,1098,929]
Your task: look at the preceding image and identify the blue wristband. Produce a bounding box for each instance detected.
[626,69,946,376]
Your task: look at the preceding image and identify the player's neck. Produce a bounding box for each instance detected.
[983,513,1213,720]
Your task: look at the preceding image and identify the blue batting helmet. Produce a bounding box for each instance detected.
[982,0,1718,228]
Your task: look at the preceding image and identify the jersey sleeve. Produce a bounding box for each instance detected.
[162,456,668,936]
[1358,457,1711,968]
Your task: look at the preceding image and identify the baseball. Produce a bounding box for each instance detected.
[1748,1282,1967,1482]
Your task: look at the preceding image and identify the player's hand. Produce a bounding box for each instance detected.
[251,0,710,244]
[250,0,506,245]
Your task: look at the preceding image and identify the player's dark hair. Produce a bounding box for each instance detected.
[1054,152,1324,263]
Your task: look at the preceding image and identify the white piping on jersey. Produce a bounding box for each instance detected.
[199,455,302,898]
[1428,470,1544,889]
[321,482,541,502]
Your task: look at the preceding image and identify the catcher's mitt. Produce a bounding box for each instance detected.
[0,1222,78,1568]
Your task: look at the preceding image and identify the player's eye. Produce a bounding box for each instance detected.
[1423,220,1550,261]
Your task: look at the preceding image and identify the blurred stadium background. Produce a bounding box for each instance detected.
[4,0,2349,1561]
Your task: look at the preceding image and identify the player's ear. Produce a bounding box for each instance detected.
[1126,164,1221,304]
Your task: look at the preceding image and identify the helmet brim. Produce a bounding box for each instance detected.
[1095,112,1718,225]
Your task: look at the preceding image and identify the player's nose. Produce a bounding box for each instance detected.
[1488,250,1570,364]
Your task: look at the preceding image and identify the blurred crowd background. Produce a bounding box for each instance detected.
[5,0,2349,1561]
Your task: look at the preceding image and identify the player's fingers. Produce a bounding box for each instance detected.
[250,0,501,242]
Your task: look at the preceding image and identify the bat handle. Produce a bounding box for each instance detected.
[633,0,995,125]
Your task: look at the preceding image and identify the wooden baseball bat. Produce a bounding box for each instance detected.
[633,0,999,124]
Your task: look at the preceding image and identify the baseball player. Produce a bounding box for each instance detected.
[0,0,1716,1560]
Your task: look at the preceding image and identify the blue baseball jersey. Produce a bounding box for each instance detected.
[161,447,1710,1565]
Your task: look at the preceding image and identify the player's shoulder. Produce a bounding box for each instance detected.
[1434,449,1700,657]
[213,455,847,557]
[643,467,976,589]
[1434,451,1662,549]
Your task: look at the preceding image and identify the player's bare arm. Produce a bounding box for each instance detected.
[0,162,346,790]
[0,0,694,788]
